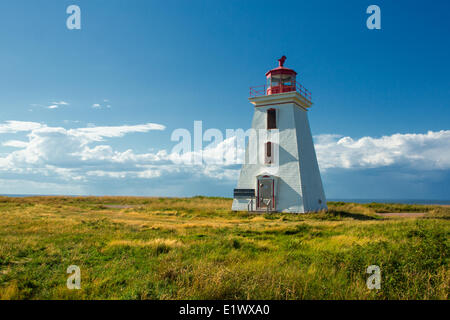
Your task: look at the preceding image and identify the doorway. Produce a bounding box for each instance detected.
[257,176,275,211]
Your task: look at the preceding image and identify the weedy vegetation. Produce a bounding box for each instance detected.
[0,196,448,300]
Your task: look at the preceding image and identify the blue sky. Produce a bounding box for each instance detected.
[0,0,449,199]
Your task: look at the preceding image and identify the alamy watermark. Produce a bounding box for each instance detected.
[66,5,81,30]
[170,121,280,174]
[67,265,81,290]
[64,5,382,32]
[366,5,381,30]
[366,265,381,290]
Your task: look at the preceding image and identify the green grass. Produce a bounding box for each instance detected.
[0,196,448,300]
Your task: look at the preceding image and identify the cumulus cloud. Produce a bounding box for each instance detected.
[0,120,242,195]
[0,120,449,196]
[0,122,166,167]
[315,130,450,171]
[69,123,166,142]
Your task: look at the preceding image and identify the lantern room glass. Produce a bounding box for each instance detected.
[267,74,296,95]
[281,74,294,86]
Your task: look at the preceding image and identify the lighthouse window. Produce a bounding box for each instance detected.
[265,142,272,164]
[270,77,280,87]
[267,109,276,129]
[281,75,293,86]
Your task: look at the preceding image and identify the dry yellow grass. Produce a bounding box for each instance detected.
[0,196,448,299]
[107,239,184,248]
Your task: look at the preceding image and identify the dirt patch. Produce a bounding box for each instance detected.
[376,212,426,218]
[103,205,138,209]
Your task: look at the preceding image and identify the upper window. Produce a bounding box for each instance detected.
[265,142,272,164]
[267,109,276,129]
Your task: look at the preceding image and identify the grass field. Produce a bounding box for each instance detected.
[0,196,448,300]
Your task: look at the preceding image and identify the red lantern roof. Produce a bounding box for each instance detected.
[265,56,297,77]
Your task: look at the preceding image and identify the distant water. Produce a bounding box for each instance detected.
[1,194,450,205]
[1,194,74,197]
[327,198,450,205]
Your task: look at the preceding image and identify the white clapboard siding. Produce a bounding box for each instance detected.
[232,90,327,213]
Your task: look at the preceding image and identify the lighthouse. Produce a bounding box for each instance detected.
[232,57,327,213]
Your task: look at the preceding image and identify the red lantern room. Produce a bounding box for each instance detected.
[249,56,311,102]
[265,56,297,95]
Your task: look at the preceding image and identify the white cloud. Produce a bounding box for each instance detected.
[315,130,450,171]
[0,119,241,191]
[0,121,44,133]
[0,122,166,167]
[0,121,449,196]
[52,101,68,105]
[47,101,69,109]
[87,170,130,179]
[3,140,29,148]
[92,101,111,109]
[68,123,166,143]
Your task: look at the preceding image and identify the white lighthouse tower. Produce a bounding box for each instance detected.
[232,57,327,213]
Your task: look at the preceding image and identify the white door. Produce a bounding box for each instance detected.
[257,177,274,211]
